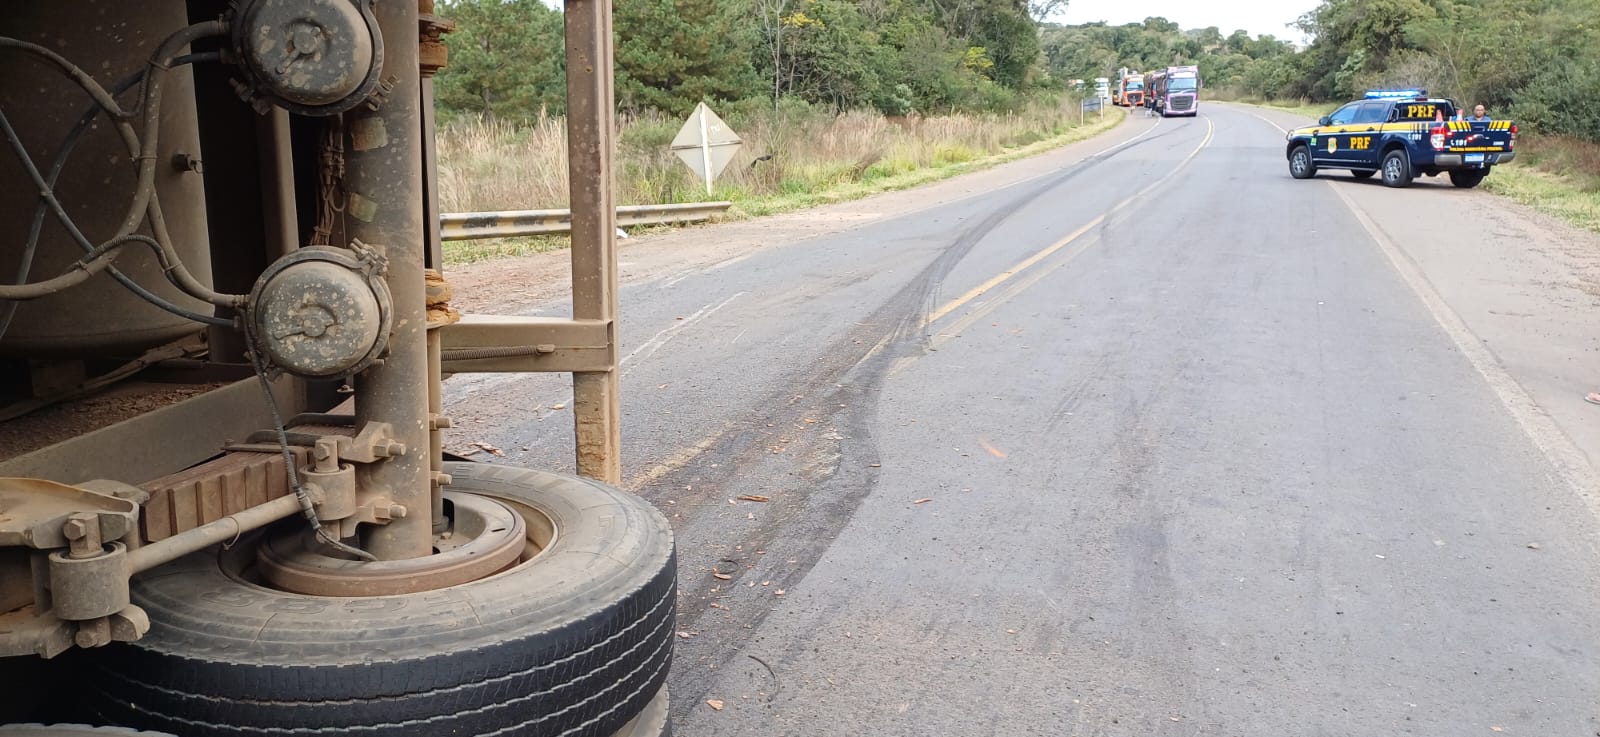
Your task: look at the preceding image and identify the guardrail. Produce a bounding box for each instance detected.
[440,201,733,241]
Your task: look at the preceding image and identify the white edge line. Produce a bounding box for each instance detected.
[620,291,748,376]
[1329,183,1600,528]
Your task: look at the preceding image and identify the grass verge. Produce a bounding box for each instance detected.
[1482,135,1600,233]
[726,107,1127,218]
[440,101,1127,265]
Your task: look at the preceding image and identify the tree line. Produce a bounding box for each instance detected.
[435,0,1063,120]
[435,0,1599,141]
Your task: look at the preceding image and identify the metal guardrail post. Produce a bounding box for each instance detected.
[564,0,621,484]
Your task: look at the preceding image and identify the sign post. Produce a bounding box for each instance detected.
[671,102,743,196]
[1080,96,1104,125]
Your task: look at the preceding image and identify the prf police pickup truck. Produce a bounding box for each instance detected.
[1285,90,1517,189]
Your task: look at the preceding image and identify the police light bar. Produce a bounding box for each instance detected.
[1365,89,1427,99]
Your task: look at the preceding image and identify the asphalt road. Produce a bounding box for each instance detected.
[444,104,1600,736]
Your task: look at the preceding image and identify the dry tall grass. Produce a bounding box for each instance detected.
[436,97,1095,214]
[1516,135,1600,194]
[436,114,569,213]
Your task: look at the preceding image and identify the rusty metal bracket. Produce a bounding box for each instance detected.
[0,606,74,658]
[336,421,406,464]
[0,478,139,551]
[438,316,614,374]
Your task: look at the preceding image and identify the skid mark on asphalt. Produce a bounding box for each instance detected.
[909,116,1216,358]
[1330,182,1600,549]
[654,117,1220,716]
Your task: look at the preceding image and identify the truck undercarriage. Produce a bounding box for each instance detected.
[0,1,674,734]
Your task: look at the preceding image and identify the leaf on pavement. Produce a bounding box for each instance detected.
[470,442,504,456]
[737,494,771,503]
[978,437,1007,458]
[913,498,933,504]
[712,569,732,580]
[706,699,724,711]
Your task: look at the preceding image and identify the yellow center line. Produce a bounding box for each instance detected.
[926,116,1217,327]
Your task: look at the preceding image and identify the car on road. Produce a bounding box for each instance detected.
[1284,90,1517,188]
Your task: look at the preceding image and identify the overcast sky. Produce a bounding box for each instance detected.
[1051,1,1322,44]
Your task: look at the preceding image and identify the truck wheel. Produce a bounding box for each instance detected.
[1381,150,1413,188]
[1448,170,1486,189]
[1288,146,1317,179]
[82,463,676,737]
[1350,169,1376,180]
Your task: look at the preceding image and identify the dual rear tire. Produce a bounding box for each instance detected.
[76,464,676,737]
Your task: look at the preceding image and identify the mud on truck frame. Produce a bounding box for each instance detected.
[0,1,674,735]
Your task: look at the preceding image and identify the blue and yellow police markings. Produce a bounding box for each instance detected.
[1400,102,1440,120]
[1326,134,1373,154]
[1312,125,1375,155]
[1445,120,1513,131]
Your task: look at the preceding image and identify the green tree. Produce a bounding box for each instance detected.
[434,0,566,120]
[755,0,890,109]
[614,0,762,114]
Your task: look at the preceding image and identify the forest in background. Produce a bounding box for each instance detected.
[436,0,1598,141]
[431,0,1596,248]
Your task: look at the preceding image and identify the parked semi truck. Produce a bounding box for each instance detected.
[1148,65,1201,117]
[0,1,674,735]
[1116,70,1145,108]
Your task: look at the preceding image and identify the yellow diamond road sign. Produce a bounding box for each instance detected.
[671,102,743,195]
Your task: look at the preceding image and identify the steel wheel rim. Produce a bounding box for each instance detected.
[224,490,558,596]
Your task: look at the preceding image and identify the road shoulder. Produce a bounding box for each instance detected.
[1234,101,1600,502]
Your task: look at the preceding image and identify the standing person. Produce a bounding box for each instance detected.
[1470,103,1490,121]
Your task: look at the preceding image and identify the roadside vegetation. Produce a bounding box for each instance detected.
[440,101,1124,264]
[433,0,1600,262]
[434,0,1111,264]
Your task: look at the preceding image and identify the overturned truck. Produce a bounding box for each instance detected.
[0,1,674,735]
